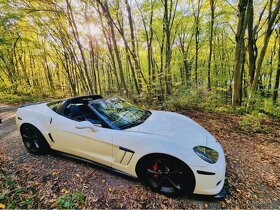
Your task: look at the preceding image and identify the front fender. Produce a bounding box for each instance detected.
[111,130,209,177]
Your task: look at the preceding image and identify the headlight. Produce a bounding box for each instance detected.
[193,146,219,164]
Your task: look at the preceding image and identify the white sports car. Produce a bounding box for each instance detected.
[16,95,226,196]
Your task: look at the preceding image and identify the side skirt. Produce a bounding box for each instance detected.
[52,150,138,179]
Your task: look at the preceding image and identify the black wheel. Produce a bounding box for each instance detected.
[137,155,195,196]
[20,124,50,155]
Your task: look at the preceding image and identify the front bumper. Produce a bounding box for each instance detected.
[192,146,226,195]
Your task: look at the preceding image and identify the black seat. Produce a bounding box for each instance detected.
[67,105,84,121]
[79,105,101,125]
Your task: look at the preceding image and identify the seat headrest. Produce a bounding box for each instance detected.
[69,105,80,117]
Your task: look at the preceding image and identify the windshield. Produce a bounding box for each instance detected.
[90,98,151,129]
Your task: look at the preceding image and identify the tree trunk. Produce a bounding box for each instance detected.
[125,0,142,95]
[247,0,280,108]
[192,0,201,86]
[272,31,280,104]
[232,0,248,106]
[66,0,93,94]
[207,0,215,91]
[247,0,257,86]
[97,6,121,91]
[95,0,129,95]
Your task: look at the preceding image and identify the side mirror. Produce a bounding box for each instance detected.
[75,121,99,132]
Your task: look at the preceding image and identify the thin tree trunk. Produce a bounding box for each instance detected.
[192,0,201,86]
[66,0,93,93]
[101,1,128,95]
[247,0,280,108]
[98,7,121,91]
[207,0,215,91]
[232,0,248,106]
[272,30,280,104]
[125,0,142,94]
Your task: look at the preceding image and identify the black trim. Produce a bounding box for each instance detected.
[17,117,22,120]
[88,100,118,130]
[50,118,52,124]
[119,152,126,163]
[197,170,215,175]
[119,146,135,153]
[48,133,55,143]
[51,95,102,116]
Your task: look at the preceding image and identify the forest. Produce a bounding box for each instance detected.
[0,0,280,208]
[0,0,279,115]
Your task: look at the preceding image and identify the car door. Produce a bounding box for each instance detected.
[50,114,113,167]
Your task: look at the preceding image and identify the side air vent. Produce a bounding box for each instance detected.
[48,133,55,143]
[114,147,134,165]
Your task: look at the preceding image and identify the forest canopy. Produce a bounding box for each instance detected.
[0,0,279,113]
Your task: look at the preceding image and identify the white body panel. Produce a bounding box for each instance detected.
[16,103,226,195]
[50,114,113,167]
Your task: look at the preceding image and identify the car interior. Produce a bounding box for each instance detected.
[64,103,102,126]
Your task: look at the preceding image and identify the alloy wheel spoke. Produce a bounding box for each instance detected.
[169,170,183,175]
[22,134,32,139]
[34,140,40,149]
[30,141,38,151]
[155,177,165,189]
[25,141,31,148]
[147,168,161,175]
[167,177,181,190]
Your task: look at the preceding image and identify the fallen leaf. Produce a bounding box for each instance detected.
[60,188,70,194]
[52,171,59,175]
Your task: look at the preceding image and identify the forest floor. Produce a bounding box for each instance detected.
[0,104,279,208]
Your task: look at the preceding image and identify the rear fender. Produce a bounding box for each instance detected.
[17,109,52,142]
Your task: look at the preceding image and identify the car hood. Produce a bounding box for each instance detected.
[126,110,209,146]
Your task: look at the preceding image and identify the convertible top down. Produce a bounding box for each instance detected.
[16,95,226,196]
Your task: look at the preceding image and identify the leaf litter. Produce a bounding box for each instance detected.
[0,105,279,208]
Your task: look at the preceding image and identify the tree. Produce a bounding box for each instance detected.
[207,0,215,91]
[272,28,280,104]
[0,0,279,113]
[191,0,202,86]
[247,0,280,108]
[232,0,248,106]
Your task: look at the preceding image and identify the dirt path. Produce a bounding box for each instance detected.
[0,104,279,208]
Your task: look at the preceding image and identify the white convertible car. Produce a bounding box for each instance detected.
[16,95,226,196]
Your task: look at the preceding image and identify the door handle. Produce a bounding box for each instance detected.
[75,125,98,132]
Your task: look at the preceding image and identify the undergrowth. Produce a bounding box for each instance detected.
[238,112,266,133]
[56,192,86,209]
[0,94,45,104]
[0,151,85,209]
[1,85,279,120]
[163,86,280,119]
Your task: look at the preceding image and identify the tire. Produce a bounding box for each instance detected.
[20,124,50,155]
[137,154,195,196]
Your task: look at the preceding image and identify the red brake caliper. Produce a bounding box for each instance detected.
[152,162,158,179]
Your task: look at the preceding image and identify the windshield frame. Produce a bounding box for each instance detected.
[88,98,151,130]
